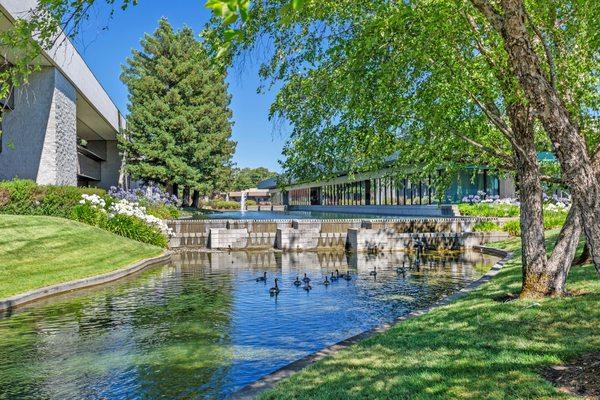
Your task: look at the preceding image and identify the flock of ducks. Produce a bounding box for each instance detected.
[256,261,423,297]
[256,252,454,296]
[261,269,354,296]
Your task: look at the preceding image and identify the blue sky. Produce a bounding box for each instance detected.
[72,0,287,172]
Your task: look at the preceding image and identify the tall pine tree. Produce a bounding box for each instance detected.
[120,18,235,197]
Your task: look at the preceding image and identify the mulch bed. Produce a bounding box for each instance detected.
[541,352,600,399]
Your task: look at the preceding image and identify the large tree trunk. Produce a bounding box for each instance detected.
[546,204,582,295]
[508,105,550,297]
[192,190,200,208]
[507,104,583,297]
[182,186,191,207]
[493,0,600,271]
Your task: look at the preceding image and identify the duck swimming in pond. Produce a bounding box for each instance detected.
[369,266,377,276]
[293,276,302,286]
[269,278,280,295]
[330,271,338,282]
[323,276,331,286]
[343,271,352,281]
[396,262,406,273]
[302,273,311,283]
[256,272,267,282]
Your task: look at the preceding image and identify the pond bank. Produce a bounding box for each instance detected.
[250,232,600,400]
[230,245,512,399]
[0,215,164,311]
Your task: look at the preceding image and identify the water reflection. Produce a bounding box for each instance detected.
[0,250,497,399]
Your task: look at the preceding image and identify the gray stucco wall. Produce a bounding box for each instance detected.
[0,67,77,185]
[98,140,122,190]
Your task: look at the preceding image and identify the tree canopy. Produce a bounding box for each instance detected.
[227,167,276,191]
[205,0,599,297]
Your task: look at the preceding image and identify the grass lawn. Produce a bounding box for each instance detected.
[0,214,163,299]
[259,232,600,400]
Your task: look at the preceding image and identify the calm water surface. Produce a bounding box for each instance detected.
[0,251,498,399]
[206,210,404,219]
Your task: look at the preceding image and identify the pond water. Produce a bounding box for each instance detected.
[0,250,498,400]
[206,210,405,220]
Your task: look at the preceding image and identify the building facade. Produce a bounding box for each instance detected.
[259,167,516,216]
[0,0,125,189]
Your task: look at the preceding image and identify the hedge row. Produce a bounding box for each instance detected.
[0,179,169,247]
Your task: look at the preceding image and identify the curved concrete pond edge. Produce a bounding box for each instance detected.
[0,251,172,314]
[229,245,514,400]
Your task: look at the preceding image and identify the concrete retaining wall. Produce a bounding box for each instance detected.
[347,229,508,252]
[167,218,505,252]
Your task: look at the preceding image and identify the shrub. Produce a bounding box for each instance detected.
[473,221,502,232]
[38,186,106,218]
[0,179,40,214]
[146,204,180,219]
[543,210,568,230]
[458,203,520,217]
[105,214,167,247]
[205,200,240,210]
[245,199,257,206]
[71,203,108,228]
[0,188,9,208]
[0,179,106,218]
[502,220,521,236]
[0,180,172,248]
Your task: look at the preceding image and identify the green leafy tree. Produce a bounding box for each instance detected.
[228,167,275,191]
[120,18,236,200]
[205,0,599,297]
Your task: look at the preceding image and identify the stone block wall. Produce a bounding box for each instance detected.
[0,67,77,185]
[276,227,321,251]
[209,228,249,249]
[167,217,503,252]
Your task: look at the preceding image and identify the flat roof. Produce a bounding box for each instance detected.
[0,0,124,139]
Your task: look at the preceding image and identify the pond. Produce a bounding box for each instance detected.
[205,210,406,220]
[0,250,498,400]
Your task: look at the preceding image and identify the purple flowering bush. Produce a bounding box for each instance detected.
[109,184,180,220]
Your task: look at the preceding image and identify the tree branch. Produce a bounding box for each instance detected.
[523,8,557,90]
[462,12,497,69]
[469,0,504,31]
[540,175,564,184]
[457,133,514,166]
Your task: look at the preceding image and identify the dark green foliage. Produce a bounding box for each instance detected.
[105,214,168,248]
[120,18,235,195]
[0,179,106,218]
[228,167,276,191]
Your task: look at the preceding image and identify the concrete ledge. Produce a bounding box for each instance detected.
[0,252,172,314]
[229,246,513,400]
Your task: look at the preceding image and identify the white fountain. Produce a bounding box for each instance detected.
[240,191,247,212]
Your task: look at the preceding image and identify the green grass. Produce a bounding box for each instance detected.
[258,232,600,400]
[0,214,163,298]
